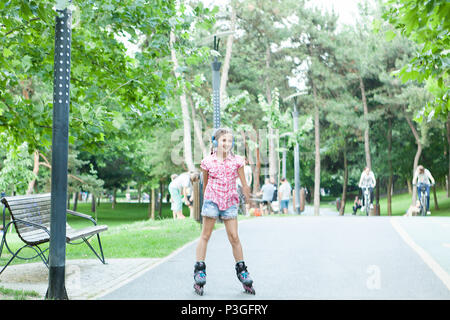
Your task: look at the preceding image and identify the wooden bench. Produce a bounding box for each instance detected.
[0,193,107,275]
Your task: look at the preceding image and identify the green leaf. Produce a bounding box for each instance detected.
[3,48,13,58]
[385,30,397,41]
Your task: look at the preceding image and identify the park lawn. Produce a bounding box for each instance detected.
[0,201,212,267]
[321,189,450,216]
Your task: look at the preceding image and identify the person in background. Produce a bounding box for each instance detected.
[258,178,275,215]
[168,172,191,219]
[352,196,362,215]
[412,165,435,215]
[278,177,292,214]
[358,166,376,210]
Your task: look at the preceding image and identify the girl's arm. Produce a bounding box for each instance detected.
[202,169,208,196]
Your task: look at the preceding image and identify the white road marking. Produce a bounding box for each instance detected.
[390,218,450,291]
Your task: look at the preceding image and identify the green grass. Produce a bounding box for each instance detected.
[0,201,206,267]
[0,286,40,300]
[321,189,450,216]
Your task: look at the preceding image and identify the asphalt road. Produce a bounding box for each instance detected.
[99,213,450,300]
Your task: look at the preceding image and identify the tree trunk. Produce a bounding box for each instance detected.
[112,188,117,209]
[159,182,163,218]
[387,116,393,216]
[149,188,155,220]
[406,115,422,204]
[265,47,278,183]
[189,94,207,159]
[407,179,412,194]
[220,4,236,103]
[251,131,261,194]
[339,144,348,216]
[170,29,195,172]
[26,150,40,195]
[446,114,450,197]
[313,83,320,216]
[91,194,96,214]
[73,191,79,211]
[433,185,439,210]
[359,75,372,170]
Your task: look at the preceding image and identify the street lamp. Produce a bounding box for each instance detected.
[211,36,221,129]
[46,0,72,300]
[200,31,235,129]
[284,92,307,214]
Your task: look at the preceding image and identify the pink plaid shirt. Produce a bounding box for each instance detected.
[200,152,245,210]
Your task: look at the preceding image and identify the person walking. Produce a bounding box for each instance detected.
[278,177,292,214]
[193,127,255,295]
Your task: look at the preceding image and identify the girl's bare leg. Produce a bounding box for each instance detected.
[224,218,243,262]
[195,217,216,261]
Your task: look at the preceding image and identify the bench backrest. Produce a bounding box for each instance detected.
[1,193,51,236]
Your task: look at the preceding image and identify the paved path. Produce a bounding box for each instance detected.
[99,213,450,300]
[1,204,449,300]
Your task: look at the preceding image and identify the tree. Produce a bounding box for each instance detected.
[0,0,186,152]
[0,140,34,195]
[383,0,449,119]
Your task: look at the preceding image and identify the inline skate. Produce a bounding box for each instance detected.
[235,261,255,295]
[193,261,206,296]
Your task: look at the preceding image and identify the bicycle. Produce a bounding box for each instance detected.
[416,183,431,216]
[361,187,372,216]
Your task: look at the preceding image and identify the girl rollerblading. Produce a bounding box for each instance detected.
[193,128,255,296]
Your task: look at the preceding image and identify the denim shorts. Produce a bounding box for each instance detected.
[280,200,289,210]
[201,200,238,220]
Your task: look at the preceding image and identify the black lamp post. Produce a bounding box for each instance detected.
[211,36,221,129]
[46,0,72,300]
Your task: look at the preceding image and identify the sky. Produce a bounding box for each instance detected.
[306,0,363,26]
[201,0,367,27]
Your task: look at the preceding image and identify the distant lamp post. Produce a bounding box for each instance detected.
[211,36,221,129]
[201,31,235,129]
[46,0,72,300]
[284,92,306,214]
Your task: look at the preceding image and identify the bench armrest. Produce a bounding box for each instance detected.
[13,218,51,236]
[67,210,97,225]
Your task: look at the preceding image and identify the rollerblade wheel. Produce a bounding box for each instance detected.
[194,284,204,296]
[243,285,255,295]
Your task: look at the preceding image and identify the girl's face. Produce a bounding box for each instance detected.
[217,133,233,153]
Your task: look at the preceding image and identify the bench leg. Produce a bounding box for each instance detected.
[0,245,27,275]
[82,234,106,264]
[0,244,49,276]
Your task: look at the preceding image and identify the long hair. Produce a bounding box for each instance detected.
[210,127,234,155]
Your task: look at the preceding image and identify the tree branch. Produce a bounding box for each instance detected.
[4,18,41,36]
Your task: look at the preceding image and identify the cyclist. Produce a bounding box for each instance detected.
[358,166,376,212]
[412,165,435,215]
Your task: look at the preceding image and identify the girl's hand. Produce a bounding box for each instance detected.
[243,185,251,202]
